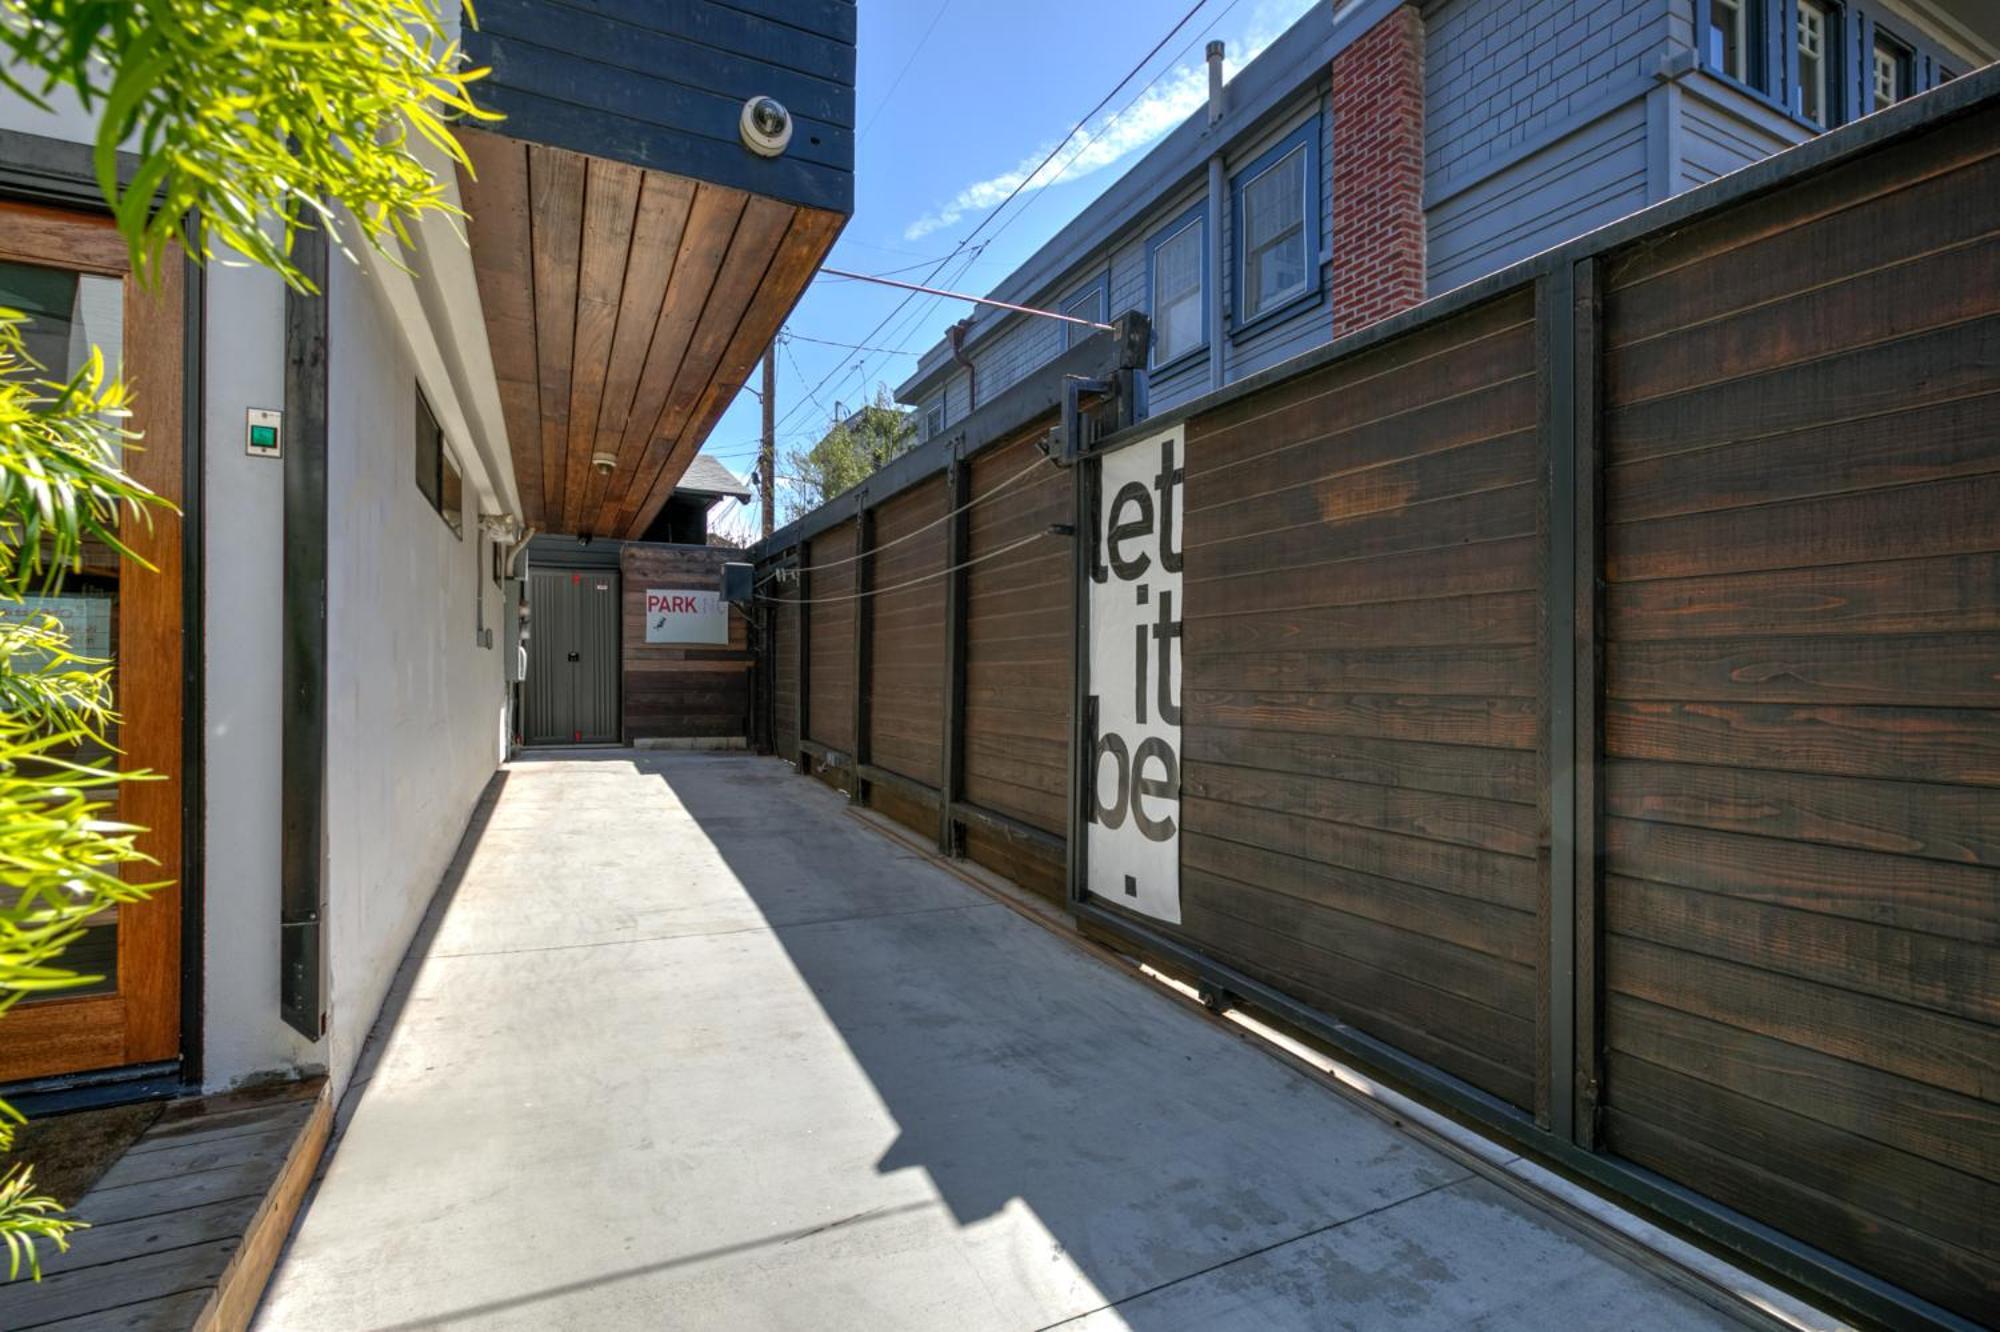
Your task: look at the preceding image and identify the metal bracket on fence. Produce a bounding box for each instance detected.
[1060,375,1118,464]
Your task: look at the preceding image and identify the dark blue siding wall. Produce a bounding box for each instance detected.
[465,0,856,214]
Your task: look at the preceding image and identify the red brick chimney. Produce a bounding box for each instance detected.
[1329,2,1427,338]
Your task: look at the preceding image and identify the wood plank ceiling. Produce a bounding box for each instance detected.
[456,126,842,538]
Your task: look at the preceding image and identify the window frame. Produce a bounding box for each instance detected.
[923,396,946,440]
[1059,271,1110,351]
[1793,0,1840,128]
[1707,0,1759,88]
[1230,116,1321,336]
[1145,201,1208,373]
[415,386,464,540]
[1699,0,1961,132]
[1868,22,1915,112]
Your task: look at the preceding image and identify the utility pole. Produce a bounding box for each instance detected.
[760,343,776,538]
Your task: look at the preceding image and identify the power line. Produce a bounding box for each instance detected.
[773,0,1218,441]
[758,529,1055,604]
[782,332,925,356]
[817,267,1116,330]
[855,0,958,144]
[974,0,1251,261]
[757,448,1058,585]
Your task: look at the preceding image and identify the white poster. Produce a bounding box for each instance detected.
[1087,425,1184,924]
[645,588,729,645]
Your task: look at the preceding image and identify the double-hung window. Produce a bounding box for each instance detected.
[1709,0,1754,87]
[1060,274,1108,350]
[1147,205,1205,368]
[1796,0,1833,126]
[924,396,946,440]
[1233,120,1317,328]
[1872,29,1913,109]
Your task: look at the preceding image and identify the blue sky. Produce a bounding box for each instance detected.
[700,0,1317,538]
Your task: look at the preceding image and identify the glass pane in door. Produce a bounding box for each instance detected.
[0,260,126,1002]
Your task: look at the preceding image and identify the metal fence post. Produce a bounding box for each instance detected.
[796,539,811,770]
[938,449,970,855]
[1538,263,1577,1142]
[1570,256,1606,1149]
[1539,256,1603,1146]
[851,497,873,804]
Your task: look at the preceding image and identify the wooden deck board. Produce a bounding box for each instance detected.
[0,1081,328,1332]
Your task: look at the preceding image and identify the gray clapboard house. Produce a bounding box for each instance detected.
[899,0,1995,428]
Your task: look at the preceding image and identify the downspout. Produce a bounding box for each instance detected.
[280,220,329,1042]
[506,525,538,577]
[1206,41,1227,392]
[948,316,977,414]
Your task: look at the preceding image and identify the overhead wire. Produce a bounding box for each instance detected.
[781,332,926,356]
[757,529,1055,605]
[973,0,1252,257]
[756,447,1059,586]
[771,0,1220,442]
[854,0,958,145]
[817,267,1116,329]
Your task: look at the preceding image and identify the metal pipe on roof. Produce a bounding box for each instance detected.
[948,317,978,413]
[1207,39,1226,125]
[1207,41,1227,390]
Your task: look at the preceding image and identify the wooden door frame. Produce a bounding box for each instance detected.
[0,200,199,1089]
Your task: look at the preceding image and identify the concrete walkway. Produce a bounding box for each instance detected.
[257,753,1746,1331]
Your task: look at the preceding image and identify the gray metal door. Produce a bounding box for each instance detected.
[526,568,621,745]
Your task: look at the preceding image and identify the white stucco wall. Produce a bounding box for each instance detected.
[1,88,518,1095]
[322,258,509,1091]
[202,261,323,1088]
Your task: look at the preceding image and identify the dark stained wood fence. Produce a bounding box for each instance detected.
[960,426,1072,900]
[753,76,2000,1328]
[1173,289,1545,1112]
[771,588,799,763]
[803,519,857,779]
[618,543,753,742]
[865,475,947,833]
[1593,104,2000,1317]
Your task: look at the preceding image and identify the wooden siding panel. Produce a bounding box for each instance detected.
[454,133,544,522]
[805,522,857,755]
[961,425,1071,893]
[563,159,643,534]
[772,574,799,762]
[527,143,586,526]
[619,544,751,742]
[866,476,946,788]
[1599,129,2000,1323]
[1171,298,1542,1108]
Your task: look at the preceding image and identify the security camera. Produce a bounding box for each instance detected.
[591,451,617,476]
[740,96,793,158]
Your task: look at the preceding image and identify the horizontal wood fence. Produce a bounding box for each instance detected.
[753,70,2000,1330]
[619,543,754,743]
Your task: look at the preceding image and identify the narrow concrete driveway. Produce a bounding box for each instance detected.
[257,753,1744,1331]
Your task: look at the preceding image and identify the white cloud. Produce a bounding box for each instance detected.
[905,0,1314,241]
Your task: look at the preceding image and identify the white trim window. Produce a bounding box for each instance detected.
[1872,31,1912,109]
[1060,278,1108,350]
[1710,0,1750,83]
[1150,213,1204,367]
[1239,143,1309,323]
[1797,0,1830,126]
[923,396,945,440]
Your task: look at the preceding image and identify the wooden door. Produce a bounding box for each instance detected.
[0,204,185,1082]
